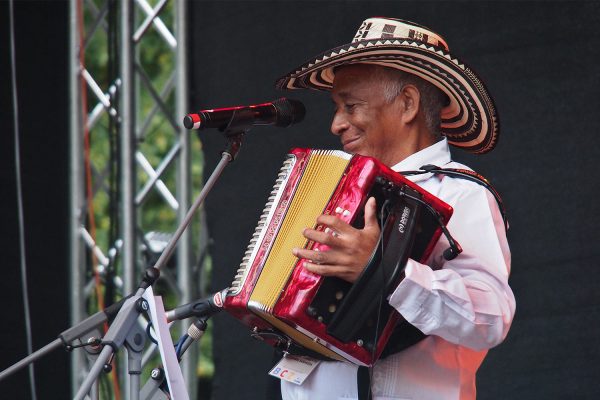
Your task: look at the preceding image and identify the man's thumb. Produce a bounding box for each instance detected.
[364,197,378,229]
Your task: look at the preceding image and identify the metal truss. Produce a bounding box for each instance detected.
[69,0,204,397]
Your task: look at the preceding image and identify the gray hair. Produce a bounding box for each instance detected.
[371,65,447,139]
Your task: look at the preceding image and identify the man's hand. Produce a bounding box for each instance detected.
[292,197,380,283]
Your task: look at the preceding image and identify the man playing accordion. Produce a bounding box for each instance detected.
[273,17,515,400]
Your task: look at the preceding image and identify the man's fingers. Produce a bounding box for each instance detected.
[292,247,325,264]
[302,228,341,246]
[294,199,380,283]
[315,214,353,234]
[303,262,335,276]
[303,262,352,279]
[315,199,378,233]
[293,247,348,266]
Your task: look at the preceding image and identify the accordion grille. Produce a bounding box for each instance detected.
[229,155,296,295]
[249,150,350,311]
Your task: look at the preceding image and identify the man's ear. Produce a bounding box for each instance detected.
[398,84,421,124]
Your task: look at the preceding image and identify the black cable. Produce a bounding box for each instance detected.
[105,0,120,308]
[175,334,190,361]
[146,322,159,345]
[366,199,393,399]
[402,166,508,232]
[8,1,37,399]
[365,190,449,397]
[65,338,103,351]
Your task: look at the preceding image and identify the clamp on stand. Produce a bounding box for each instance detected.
[73,269,158,400]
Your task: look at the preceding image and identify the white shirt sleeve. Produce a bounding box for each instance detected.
[388,177,516,351]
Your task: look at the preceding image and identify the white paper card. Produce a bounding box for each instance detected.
[143,287,189,400]
[269,355,321,385]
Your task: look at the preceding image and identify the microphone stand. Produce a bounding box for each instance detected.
[0,117,251,400]
[73,125,248,400]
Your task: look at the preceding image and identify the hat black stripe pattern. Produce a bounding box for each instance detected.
[275,17,499,154]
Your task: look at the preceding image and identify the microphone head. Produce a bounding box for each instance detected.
[183,114,198,130]
[272,98,306,127]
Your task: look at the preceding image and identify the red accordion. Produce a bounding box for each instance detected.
[224,148,453,366]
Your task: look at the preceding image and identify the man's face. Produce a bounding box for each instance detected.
[330,64,406,166]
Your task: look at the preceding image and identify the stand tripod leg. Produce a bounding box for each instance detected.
[74,295,143,400]
[74,345,115,400]
[140,368,169,400]
[126,322,146,400]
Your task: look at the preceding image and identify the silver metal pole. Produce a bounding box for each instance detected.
[151,151,232,277]
[121,0,137,395]
[74,346,115,400]
[69,0,86,395]
[174,0,197,396]
[120,0,137,299]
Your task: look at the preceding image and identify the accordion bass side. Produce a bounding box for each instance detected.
[223,148,453,366]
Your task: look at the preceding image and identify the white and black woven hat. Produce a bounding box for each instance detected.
[276,17,499,154]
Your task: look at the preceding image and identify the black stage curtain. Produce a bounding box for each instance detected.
[0,1,70,399]
[189,2,600,399]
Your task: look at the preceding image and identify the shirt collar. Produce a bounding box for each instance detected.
[390,138,453,182]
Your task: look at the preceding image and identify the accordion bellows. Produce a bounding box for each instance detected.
[224,148,452,366]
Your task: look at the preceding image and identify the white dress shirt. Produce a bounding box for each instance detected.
[281,139,515,400]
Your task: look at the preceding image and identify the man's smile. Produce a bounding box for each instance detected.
[341,136,361,152]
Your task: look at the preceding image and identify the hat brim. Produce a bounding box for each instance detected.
[276,39,499,154]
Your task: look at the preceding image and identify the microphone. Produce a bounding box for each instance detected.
[183,98,305,130]
[165,289,228,322]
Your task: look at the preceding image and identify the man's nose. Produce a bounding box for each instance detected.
[330,112,349,136]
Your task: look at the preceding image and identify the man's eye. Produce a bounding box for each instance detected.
[345,103,356,112]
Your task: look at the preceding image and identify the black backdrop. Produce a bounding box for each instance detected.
[1,1,600,400]
[189,2,600,400]
[1,1,70,399]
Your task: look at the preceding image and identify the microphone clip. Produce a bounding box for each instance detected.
[220,108,255,136]
[219,109,252,161]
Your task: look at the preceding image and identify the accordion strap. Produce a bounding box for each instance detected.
[355,164,508,399]
[401,164,509,232]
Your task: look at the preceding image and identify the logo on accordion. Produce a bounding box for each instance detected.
[398,206,411,234]
[264,199,289,244]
